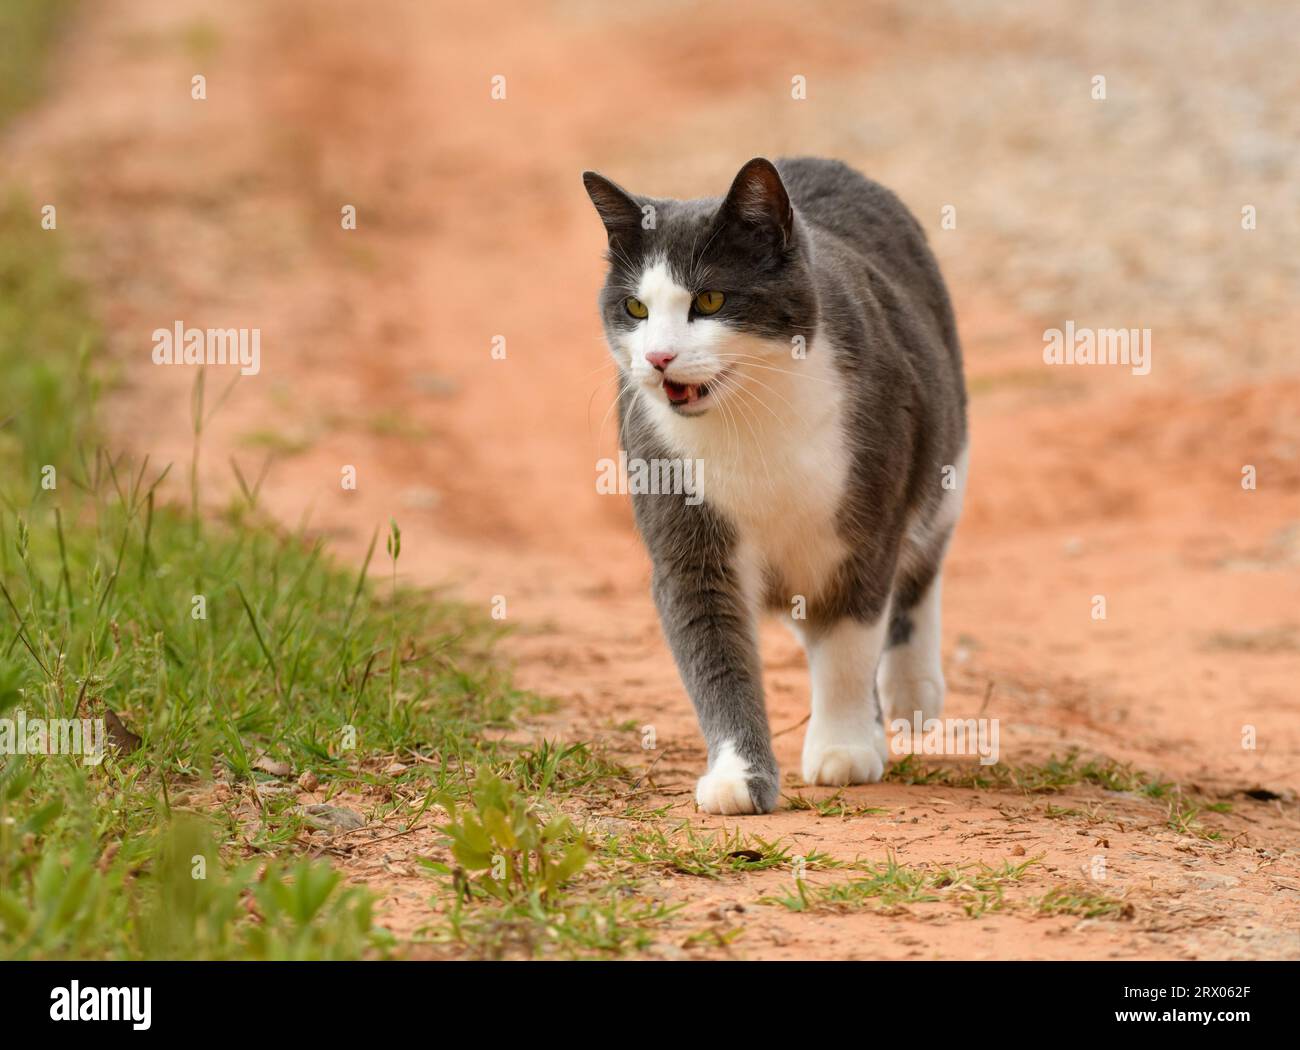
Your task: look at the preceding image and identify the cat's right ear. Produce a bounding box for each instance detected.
[582,171,643,249]
[718,158,794,248]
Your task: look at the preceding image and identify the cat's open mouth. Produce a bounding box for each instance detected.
[662,370,729,414]
[663,379,709,406]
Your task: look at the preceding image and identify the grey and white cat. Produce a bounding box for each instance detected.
[584,157,968,814]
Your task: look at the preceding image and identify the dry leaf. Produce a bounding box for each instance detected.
[252,753,293,777]
[104,709,142,754]
[300,804,365,835]
[97,842,120,873]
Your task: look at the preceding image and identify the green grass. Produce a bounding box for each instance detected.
[0,0,77,128]
[762,854,1042,917]
[0,191,645,957]
[784,790,887,819]
[437,771,590,905]
[416,772,680,958]
[427,882,678,959]
[883,750,1173,797]
[1033,884,1133,920]
[883,751,1235,839]
[0,8,645,958]
[0,379,545,956]
[0,137,637,956]
[1165,795,1232,841]
[610,823,837,878]
[0,194,100,467]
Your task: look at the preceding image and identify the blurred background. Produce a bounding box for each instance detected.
[5,0,1299,854]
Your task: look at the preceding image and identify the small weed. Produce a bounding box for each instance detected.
[613,824,807,878]
[762,854,1043,917]
[1034,885,1133,920]
[1165,793,1229,841]
[886,750,1174,799]
[436,772,588,905]
[784,791,887,818]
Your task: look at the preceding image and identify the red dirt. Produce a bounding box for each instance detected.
[7,0,1299,958]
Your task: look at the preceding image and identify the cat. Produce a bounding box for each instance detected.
[584,157,968,814]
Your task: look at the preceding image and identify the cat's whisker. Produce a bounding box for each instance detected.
[686,224,705,287]
[591,377,627,451]
[587,383,611,440]
[715,370,787,433]
[590,394,617,448]
[724,368,816,432]
[690,221,725,281]
[720,386,767,497]
[712,374,779,495]
[577,354,622,376]
[607,241,640,277]
[711,353,840,387]
[583,366,619,403]
[582,362,623,432]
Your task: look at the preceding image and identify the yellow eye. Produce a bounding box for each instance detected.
[694,291,725,315]
[624,297,648,319]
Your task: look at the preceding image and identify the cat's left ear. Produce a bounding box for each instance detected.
[582,171,644,248]
[719,158,794,248]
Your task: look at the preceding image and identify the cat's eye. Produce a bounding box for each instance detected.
[624,297,648,319]
[694,291,725,315]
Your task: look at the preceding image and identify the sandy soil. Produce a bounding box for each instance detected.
[6,0,1299,958]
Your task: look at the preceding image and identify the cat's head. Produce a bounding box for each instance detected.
[583,158,817,418]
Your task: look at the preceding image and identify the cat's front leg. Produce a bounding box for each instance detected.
[796,617,891,786]
[651,549,780,815]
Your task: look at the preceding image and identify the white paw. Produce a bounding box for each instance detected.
[695,742,759,815]
[801,721,887,786]
[879,672,945,725]
[802,744,885,786]
[695,769,758,814]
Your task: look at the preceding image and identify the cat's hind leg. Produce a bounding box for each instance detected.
[878,561,947,725]
[797,616,891,786]
[880,446,966,725]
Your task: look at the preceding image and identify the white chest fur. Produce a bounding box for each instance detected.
[642,337,850,605]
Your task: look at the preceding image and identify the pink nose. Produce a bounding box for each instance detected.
[646,350,676,372]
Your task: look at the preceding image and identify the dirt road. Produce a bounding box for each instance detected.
[7,0,1299,957]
